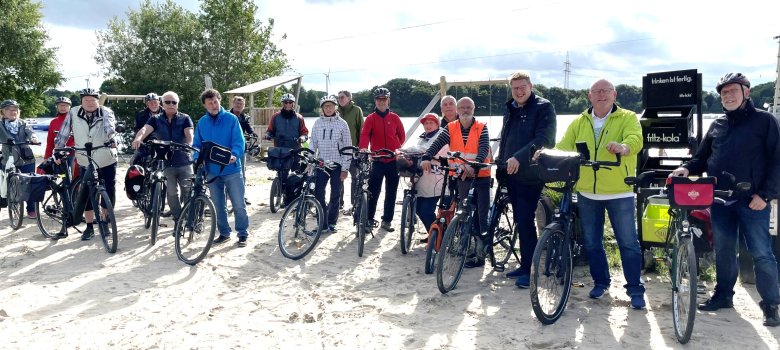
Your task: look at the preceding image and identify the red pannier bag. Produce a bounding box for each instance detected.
[666,176,716,210]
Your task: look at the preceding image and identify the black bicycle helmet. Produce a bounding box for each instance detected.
[144,92,160,102]
[55,96,72,105]
[716,73,750,93]
[373,87,391,98]
[80,88,100,98]
[1,99,20,109]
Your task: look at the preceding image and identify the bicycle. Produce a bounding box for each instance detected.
[266,136,307,213]
[36,141,119,253]
[277,148,334,260]
[245,133,261,162]
[530,146,620,324]
[2,140,40,229]
[423,157,460,274]
[484,162,520,272]
[339,146,395,257]
[173,149,218,265]
[398,151,424,255]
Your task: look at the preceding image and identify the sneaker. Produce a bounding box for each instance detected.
[237,236,247,247]
[81,226,94,241]
[760,302,780,327]
[213,235,231,244]
[55,231,68,240]
[27,211,36,219]
[464,256,485,268]
[631,295,646,310]
[328,224,337,233]
[506,267,525,278]
[589,286,607,299]
[380,221,394,232]
[515,274,530,289]
[244,197,251,205]
[320,227,330,234]
[698,293,733,311]
[419,237,429,244]
[161,210,172,218]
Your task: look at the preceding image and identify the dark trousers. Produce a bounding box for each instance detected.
[80,163,117,210]
[456,177,491,235]
[416,196,439,232]
[367,160,399,223]
[339,160,359,208]
[314,164,342,227]
[506,181,544,275]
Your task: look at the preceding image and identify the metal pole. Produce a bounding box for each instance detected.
[773,35,780,118]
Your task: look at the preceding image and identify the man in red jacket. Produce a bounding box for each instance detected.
[359,87,405,231]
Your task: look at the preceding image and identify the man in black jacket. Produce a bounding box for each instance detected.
[498,71,557,288]
[230,96,255,205]
[131,92,162,165]
[672,73,780,327]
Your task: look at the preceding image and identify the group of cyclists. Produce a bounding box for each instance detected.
[1,70,778,330]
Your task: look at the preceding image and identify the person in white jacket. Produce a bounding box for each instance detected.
[310,95,351,233]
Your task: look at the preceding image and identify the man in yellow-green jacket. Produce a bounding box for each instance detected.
[556,78,645,309]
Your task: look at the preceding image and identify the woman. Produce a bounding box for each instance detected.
[310,95,351,233]
[0,99,39,219]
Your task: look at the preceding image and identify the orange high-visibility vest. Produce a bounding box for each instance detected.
[448,119,492,178]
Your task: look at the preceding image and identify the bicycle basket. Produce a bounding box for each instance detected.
[666,176,716,209]
[533,149,581,183]
[266,147,295,171]
[13,174,50,202]
[396,155,422,178]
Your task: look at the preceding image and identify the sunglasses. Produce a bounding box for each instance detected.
[283,101,294,105]
[163,100,178,105]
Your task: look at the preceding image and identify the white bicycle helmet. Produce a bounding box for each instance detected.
[320,95,338,107]
[281,93,296,103]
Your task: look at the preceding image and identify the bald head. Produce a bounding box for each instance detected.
[588,78,617,117]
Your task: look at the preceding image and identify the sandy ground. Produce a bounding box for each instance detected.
[1,161,779,350]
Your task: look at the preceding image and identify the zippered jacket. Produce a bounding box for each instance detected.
[358,109,405,163]
[193,107,244,177]
[556,104,643,195]
[310,113,352,169]
[497,93,556,185]
[337,101,364,146]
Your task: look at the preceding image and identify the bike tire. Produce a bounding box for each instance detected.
[8,174,23,229]
[150,181,164,245]
[672,237,697,344]
[530,226,573,325]
[36,188,66,239]
[400,195,415,254]
[491,197,518,267]
[278,196,323,260]
[94,190,118,254]
[357,192,369,257]
[424,226,440,274]
[174,195,216,265]
[270,177,282,213]
[436,215,469,294]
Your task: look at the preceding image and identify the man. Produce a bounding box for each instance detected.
[265,93,309,206]
[439,95,459,126]
[358,87,405,231]
[229,95,255,205]
[193,89,249,247]
[671,73,780,326]
[421,97,491,266]
[55,88,118,240]
[337,90,364,210]
[499,72,557,288]
[555,78,645,309]
[131,91,194,222]
[131,92,162,165]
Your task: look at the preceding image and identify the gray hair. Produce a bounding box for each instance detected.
[457,96,475,106]
[441,95,456,105]
[162,91,180,102]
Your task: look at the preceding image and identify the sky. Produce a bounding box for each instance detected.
[41,0,780,95]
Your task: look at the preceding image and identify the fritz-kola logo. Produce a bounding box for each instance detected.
[646,133,681,143]
[687,189,700,200]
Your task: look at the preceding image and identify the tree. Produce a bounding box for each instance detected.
[0,0,63,116]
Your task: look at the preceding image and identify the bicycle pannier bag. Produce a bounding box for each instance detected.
[666,176,716,210]
[284,173,304,205]
[266,147,294,171]
[19,146,35,160]
[533,149,581,183]
[14,174,49,202]
[124,165,146,200]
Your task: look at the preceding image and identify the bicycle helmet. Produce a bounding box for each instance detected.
[281,93,296,103]
[319,95,338,107]
[373,87,391,98]
[144,92,160,102]
[79,88,100,98]
[716,73,750,93]
[1,99,20,109]
[55,96,72,105]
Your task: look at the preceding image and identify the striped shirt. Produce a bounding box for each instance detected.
[424,120,490,162]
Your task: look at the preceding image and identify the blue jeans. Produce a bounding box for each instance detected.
[208,172,249,238]
[578,195,645,296]
[416,196,439,232]
[18,163,36,213]
[711,199,779,304]
[506,182,544,275]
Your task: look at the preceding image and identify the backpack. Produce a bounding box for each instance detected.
[124,165,146,200]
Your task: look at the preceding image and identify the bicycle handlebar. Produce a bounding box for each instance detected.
[144,139,199,153]
[446,151,496,170]
[4,140,41,146]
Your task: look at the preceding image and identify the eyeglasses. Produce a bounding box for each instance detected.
[163,100,178,105]
[590,89,614,95]
[283,101,294,105]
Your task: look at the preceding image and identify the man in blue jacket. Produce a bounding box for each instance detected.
[193,89,249,247]
[498,71,557,288]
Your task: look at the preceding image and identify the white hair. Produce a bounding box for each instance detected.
[162,91,180,102]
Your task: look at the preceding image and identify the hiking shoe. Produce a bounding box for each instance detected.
[515,274,530,289]
[81,226,94,241]
[27,211,36,219]
[589,286,607,299]
[506,267,525,278]
[328,224,337,233]
[419,237,429,244]
[464,256,485,268]
[631,295,646,310]
[380,221,394,232]
[698,293,733,311]
[161,210,172,218]
[237,236,247,247]
[760,302,780,327]
[213,235,231,244]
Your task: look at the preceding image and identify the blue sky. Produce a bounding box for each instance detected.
[42,0,780,94]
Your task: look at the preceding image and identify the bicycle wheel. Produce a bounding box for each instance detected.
[400,194,415,254]
[530,226,573,324]
[174,195,216,264]
[270,177,282,213]
[491,198,518,267]
[8,174,24,229]
[424,226,440,274]
[436,215,470,294]
[36,188,66,239]
[357,192,369,257]
[150,181,164,245]
[94,190,118,254]
[672,237,697,344]
[278,196,323,260]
